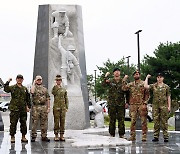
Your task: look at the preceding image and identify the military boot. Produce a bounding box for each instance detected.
[128,136,136,141]
[11,136,15,143]
[60,134,65,141]
[142,134,147,142]
[41,137,50,142]
[54,134,59,141]
[119,135,127,139]
[21,135,28,142]
[31,137,36,142]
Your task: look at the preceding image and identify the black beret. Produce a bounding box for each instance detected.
[133,70,140,75]
[113,68,120,72]
[16,74,23,79]
[157,73,164,77]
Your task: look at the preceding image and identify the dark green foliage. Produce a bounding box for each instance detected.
[141,42,180,100]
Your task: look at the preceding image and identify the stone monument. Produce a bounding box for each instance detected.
[33,4,90,130]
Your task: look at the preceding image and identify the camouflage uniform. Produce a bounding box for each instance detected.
[104,78,127,137]
[4,81,31,136]
[52,85,68,135]
[149,83,170,139]
[122,80,149,140]
[31,85,50,138]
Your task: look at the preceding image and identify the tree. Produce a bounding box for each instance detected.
[141,42,180,101]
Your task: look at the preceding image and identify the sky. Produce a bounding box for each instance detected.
[0,0,180,85]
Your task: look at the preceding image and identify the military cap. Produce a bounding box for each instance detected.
[157,73,164,77]
[55,75,62,80]
[35,75,42,81]
[133,70,140,75]
[113,68,120,72]
[16,74,23,79]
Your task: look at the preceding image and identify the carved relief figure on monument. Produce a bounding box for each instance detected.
[51,7,73,40]
[58,35,82,87]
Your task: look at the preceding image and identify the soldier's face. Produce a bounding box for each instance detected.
[36,79,42,85]
[157,76,164,83]
[16,78,23,84]
[113,70,120,77]
[56,79,62,85]
[134,73,140,80]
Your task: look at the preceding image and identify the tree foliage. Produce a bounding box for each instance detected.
[141,42,180,100]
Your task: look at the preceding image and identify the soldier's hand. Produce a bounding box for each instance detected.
[8,78,12,82]
[105,72,110,77]
[32,80,36,86]
[123,75,128,81]
[168,106,171,112]
[47,108,50,113]
[146,74,151,78]
[125,103,129,109]
[26,106,30,112]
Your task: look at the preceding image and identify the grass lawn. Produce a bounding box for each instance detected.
[104,116,175,131]
[124,121,175,131]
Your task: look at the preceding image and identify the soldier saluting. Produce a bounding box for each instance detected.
[4,74,31,143]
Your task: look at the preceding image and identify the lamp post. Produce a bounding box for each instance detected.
[126,56,131,76]
[135,30,142,72]
[94,70,97,102]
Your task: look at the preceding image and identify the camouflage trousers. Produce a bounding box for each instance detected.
[108,105,125,136]
[31,105,48,138]
[129,104,148,139]
[152,105,169,139]
[9,111,27,136]
[53,108,66,135]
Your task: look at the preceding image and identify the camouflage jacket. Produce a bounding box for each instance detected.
[122,79,149,105]
[149,83,170,107]
[4,81,31,111]
[103,78,127,107]
[52,85,68,110]
[32,85,50,105]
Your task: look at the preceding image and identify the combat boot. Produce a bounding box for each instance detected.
[11,136,15,143]
[119,135,127,139]
[41,137,50,142]
[54,134,59,141]
[142,134,147,142]
[21,135,28,142]
[152,138,159,142]
[31,137,36,142]
[60,134,65,141]
[128,136,136,141]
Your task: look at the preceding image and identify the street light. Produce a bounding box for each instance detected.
[135,30,142,72]
[94,70,97,102]
[126,56,131,76]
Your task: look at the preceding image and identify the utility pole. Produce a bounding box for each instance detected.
[135,30,142,72]
[94,70,97,102]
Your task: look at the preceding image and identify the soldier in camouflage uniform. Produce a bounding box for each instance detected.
[52,75,68,141]
[104,68,128,138]
[4,74,31,143]
[31,75,50,142]
[145,73,171,142]
[122,70,149,141]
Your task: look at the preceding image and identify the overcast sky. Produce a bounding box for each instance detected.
[0,0,180,85]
